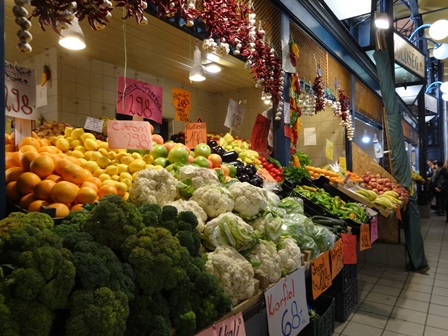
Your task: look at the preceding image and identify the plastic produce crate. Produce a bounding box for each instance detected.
[299,296,335,336]
[333,264,358,290]
[332,280,358,322]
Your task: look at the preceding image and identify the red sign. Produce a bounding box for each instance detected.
[250,113,271,153]
[341,233,357,264]
[360,224,371,251]
[330,238,344,280]
[311,251,332,300]
[284,125,292,139]
[107,120,152,150]
[116,76,163,123]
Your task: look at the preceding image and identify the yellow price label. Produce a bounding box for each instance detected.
[339,157,346,170]
[326,139,333,161]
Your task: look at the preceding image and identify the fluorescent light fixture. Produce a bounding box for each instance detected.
[204,63,221,74]
[361,129,371,144]
[429,20,448,40]
[189,45,205,82]
[433,43,448,60]
[59,17,86,50]
[374,12,389,30]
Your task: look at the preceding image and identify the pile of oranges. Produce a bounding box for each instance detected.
[5,133,121,217]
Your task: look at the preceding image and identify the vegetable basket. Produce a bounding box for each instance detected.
[299,295,335,336]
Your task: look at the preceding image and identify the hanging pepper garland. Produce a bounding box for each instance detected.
[335,88,354,141]
[312,66,325,113]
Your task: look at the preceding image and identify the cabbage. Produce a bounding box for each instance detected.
[278,197,304,215]
[310,225,336,252]
[250,206,286,242]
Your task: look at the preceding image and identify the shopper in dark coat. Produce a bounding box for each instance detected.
[435,160,448,222]
[432,161,445,216]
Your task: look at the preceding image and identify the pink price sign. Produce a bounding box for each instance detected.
[116,76,163,124]
[107,120,152,150]
[195,312,246,336]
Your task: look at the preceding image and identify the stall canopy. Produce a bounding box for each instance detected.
[373,50,428,273]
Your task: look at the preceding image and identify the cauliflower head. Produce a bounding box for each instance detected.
[178,165,220,190]
[167,199,208,233]
[229,182,269,219]
[129,167,179,206]
[191,185,234,218]
[277,237,302,276]
[205,246,255,305]
[244,240,281,283]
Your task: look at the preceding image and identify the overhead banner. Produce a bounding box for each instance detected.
[116,76,163,123]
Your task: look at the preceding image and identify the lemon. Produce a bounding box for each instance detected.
[121,178,133,188]
[114,182,128,196]
[90,151,103,162]
[101,179,115,186]
[120,172,133,181]
[120,155,134,165]
[128,159,146,173]
[115,152,127,162]
[71,128,85,140]
[98,148,109,156]
[132,172,139,180]
[80,133,95,142]
[143,154,154,164]
[82,161,99,173]
[55,138,70,152]
[107,151,116,160]
[97,156,111,169]
[98,141,109,150]
[105,165,118,176]
[83,150,93,160]
[121,192,130,201]
[145,164,154,169]
[93,168,105,177]
[131,152,143,160]
[111,174,120,181]
[98,173,112,182]
[64,126,73,137]
[117,164,129,174]
[70,150,85,159]
[70,139,82,149]
[74,145,86,153]
[78,158,87,165]
[84,138,99,151]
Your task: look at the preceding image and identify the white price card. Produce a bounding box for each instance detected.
[283,102,291,124]
[224,98,245,134]
[84,117,104,133]
[195,312,246,336]
[265,268,309,336]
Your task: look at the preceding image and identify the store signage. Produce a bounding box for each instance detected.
[195,312,246,336]
[359,223,371,251]
[4,61,37,120]
[311,251,332,300]
[325,139,333,161]
[330,238,344,280]
[172,87,191,122]
[84,117,104,133]
[224,98,245,134]
[116,76,163,124]
[370,217,378,243]
[257,168,277,183]
[341,233,357,264]
[339,157,346,171]
[185,122,207,149]
[264,268,309,336]
[250,114,270,153]
[393,32,425,79]
[283,102,291,124]
[424,93,438,113]
[107,120,152,150]
[284,125,292,139]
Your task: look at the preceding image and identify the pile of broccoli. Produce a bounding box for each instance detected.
[0,194,231,336]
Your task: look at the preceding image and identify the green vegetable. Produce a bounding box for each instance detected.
[278,197,304,215]
[283,165,310,183]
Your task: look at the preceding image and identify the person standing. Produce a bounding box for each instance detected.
[432,161,445,216]
[435,160,448,222]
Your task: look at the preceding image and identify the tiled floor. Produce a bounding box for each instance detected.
[333,214,448,336]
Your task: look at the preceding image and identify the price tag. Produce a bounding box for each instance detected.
[36,84,47,107]
[370,217,378,243]
[339,157,346,171]
[107,120,152,150]
[250,113,271,153]
[257,168,277,183]
[325,139,333,161]
[265,268,309,336]
[311,251,332,300]
[330,238,344,280]
[341,233,357,264]
[195,312,246,336]
[224,98,245,133]
[185,122,207,149]
[84,117,105,133]
[284,125,292,139]
[4,61,37,120]
[116,76,163,123]
[283,102,291,124]
[172,87,191,122]
[360,223,371,251]
[395,207,402,221]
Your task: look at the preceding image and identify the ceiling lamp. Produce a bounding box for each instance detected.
[442,93,448,101]
[189,44,205,82]
[425,81,448,95]
[374,12,389,30]
[204,63,222,74]
[428,20,448,40]
[433,43,448,60]
[58,17,86,50]
[361,129,371,144]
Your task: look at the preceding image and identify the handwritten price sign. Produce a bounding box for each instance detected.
[330,238,344,280]
[224,98,245,133]
[4,61,36,120]
[84,117,104,133]
[370,217,378,243]
[172,87,191,122]
[311,251,332,300]
[250,114,270,153]
[185,122,207,149]
[341,233,357,264]
[107,120,152,150]
[360,223,371,251]
[265,268,309,336]
[116,76,163,124]
[195,312,246,336]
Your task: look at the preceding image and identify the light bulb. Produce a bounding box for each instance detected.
[58,17,86,50]
[361,129,371,144]
[429,20,448,40]
[374,12,389,30]
[433,43,448,60]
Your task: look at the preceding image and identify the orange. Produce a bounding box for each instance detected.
[76,186,98,204]
[18,145,39,154]
[98,184,118,198]
[33,180,56,202]
[6,181,21,202]
[48,203,70,217]
[5,167,24,184]
[5,152,22,169]
[20,151,40,171]
[18,136,41,150]
[84,169,93,179]
[16,172,41,195]
[54,158,73,176]
[5,144,15,152]
[39,138,51,147]
[38,145,61,154]
[71,203,84,211]
[45,174,63,183]
[5,133,13,145]
[66,156,81,165]
[18,193,36,210]
[50,181,79,204]
[81,181,99,192]
[86,176,102,189]
[62,164,88,185]
[28,200,49,212]
[30,155,55,178]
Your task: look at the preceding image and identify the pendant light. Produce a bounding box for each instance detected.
[189,43,205,82]
[59,17,86,50]
[361,129,371,144]
[374,11,389,30]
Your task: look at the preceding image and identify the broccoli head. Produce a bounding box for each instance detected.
[0,292,19,336]
[8,297,55,336]
[138,203,162,227]
[52,223,94,251]
[65,287,129,336]
[82,194,144,251]
[0,212,54,237]
[60,209,90,228]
